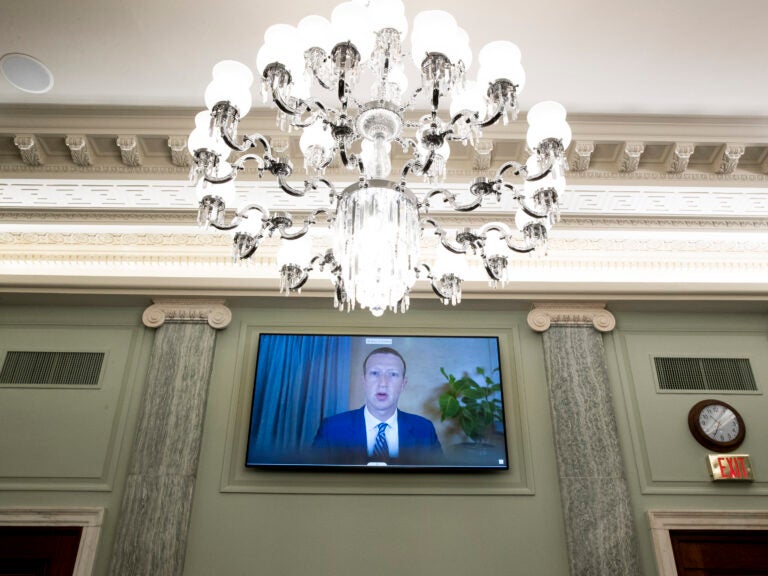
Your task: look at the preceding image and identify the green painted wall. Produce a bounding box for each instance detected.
[0,302,766,575]
[0,305,152,576]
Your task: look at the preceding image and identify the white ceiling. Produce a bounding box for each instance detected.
[1,0,767,116]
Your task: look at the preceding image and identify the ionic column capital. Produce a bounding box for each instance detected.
[527,302,616,333]
[142,298,232,330]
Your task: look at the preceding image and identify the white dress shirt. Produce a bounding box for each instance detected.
[363,406,399,459]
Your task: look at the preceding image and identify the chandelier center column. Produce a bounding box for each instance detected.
[527,303,639,576]
[108,299,231,576]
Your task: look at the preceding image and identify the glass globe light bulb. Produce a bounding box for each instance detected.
[204,80,252,117]
[450,81,487,118]
[256,43,283,75]
[483,233,508,258]
[434,245,469,279]
[477,61,526,91]
[527,101,567,126]
[526,121,572,149]
[478,41,522,68]
[368,0,408,35]
[299,120,334,155]
[211,60,254,88]
[264,24,299,52]
[298,15,333,51]
[194,110,211,130]
[276,235,312,267]
[187,126,231,157]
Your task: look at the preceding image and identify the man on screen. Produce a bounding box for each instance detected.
[312,347,443,465]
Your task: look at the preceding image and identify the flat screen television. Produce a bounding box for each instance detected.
[246,333,509,470]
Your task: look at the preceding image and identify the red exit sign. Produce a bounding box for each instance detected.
[708,454,754,481]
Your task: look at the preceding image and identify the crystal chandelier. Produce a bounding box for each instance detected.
[189,0,571,317]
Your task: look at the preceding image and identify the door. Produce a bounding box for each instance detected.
[0,526,82,576]
[671,530,768,576]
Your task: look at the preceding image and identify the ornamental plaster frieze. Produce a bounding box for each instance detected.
[2,161,768,183]
[2,208,767,232]
[0,232,229,247]
[565,170,768,183]
[1,250,766,278]
[3,180,768,217]
[2,232,767,265]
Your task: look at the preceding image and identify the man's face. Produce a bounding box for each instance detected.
[363,353,407,420]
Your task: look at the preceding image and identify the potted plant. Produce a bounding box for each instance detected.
[438,366,503,445]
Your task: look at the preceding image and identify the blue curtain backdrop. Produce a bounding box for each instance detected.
[247,334,351,463]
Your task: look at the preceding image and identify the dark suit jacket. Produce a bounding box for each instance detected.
[312,406,443,465]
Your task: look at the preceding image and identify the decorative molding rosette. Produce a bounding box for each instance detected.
[527,302,616,333]
[142,298,232,329]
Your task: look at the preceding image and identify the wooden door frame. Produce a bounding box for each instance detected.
[0,508,103,576]
[649,510,768,576]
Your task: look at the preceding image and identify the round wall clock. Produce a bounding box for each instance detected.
[687,399,745,453]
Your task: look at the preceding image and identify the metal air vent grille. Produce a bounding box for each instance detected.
[0,351,104,385]
[654,357,757,392]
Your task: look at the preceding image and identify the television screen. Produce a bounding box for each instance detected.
[246,333,510,470]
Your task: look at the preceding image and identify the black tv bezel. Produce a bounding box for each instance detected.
[244,332,511,472]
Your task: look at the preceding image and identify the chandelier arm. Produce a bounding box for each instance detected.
[312,69,333,91]
[394,137,418,155]
[208,202,269,232]
[276,207,334,240]
[213,117,266,156]
[519,198,552,219]
[496,160,527,180]
[399,87,424,113]
[422,188,456,210]
[230,153,265,173]
[420,217,468,254]
[202,165,237,185]
[449,110,481,128]
[421,150,435,175]
[431,87,441,112]
[449,100,503,131]
[277,174,311,197]
[421,187,482,213]
[477,221,539,254]
[271,89,329,124]
[313,177,340,200]
[399,159,418,184]
[338,142,366,175]
[515,154,558,182]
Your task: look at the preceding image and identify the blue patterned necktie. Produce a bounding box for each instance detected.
[373,422,389,460]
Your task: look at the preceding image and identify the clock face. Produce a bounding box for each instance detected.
[697,404,740,443]
[688,399,746,452]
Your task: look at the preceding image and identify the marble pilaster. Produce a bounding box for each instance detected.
[108,299,230,576]
[528,303,639,576]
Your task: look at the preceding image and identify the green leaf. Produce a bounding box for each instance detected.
[441,395,460,419]
[462,387,487,400]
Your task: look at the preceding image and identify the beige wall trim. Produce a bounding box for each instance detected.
[527,302,616,332]
[0,507,104,576]
[142,298,232,329]
[648,510,768,576]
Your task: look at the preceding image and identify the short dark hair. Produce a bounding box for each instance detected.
[363,347,406,377]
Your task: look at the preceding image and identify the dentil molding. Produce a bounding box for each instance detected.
[142,298,232,329]
[527,303,616,332]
